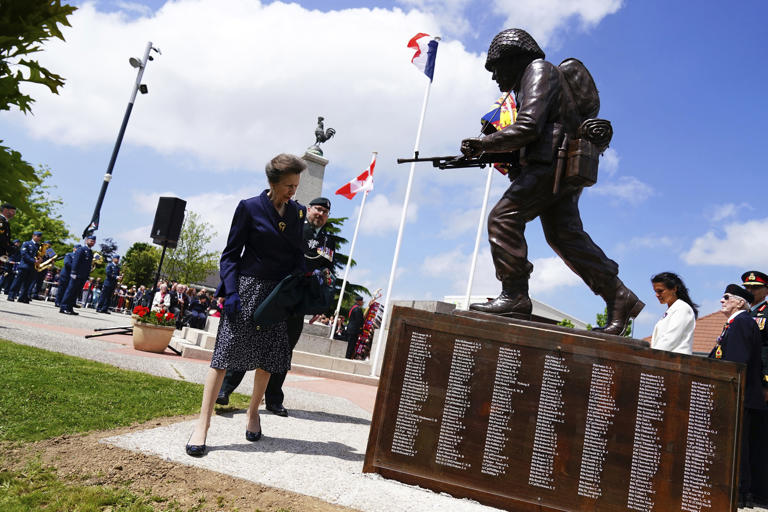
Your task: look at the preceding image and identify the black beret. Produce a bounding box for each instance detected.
[309,197,331,210]
[1,203,16,210]
[741,270,768,287]
[724,284,754,304]
[354,294,363,301]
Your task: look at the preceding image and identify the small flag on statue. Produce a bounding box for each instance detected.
[481,93,517,176]
[335,153,377,200]
[408,33,439,81]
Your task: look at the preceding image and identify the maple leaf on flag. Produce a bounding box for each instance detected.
[335,153,376,200]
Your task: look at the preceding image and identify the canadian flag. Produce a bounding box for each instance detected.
[335,153,376,200]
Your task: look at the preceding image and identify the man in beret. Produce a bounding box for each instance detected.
[345,295,365,359]
[710,284,767,507]
[8,230,42,303]
[216,197,337,416]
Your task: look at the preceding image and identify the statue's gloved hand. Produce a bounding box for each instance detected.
[223,292,242,318]
[460,137,484,157]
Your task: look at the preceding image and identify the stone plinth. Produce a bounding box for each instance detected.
[297,151,328,206]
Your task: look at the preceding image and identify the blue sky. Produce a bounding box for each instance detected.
[3,0,768,337]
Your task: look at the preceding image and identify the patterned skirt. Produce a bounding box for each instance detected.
[210,275,291,374]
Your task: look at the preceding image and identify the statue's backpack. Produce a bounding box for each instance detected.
[557,58,611,187]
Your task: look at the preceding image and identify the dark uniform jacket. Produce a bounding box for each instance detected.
[18,240,39,270]
[218,191,306,297]
[709,311,767,410]
[0,214,10,257]
[346,304,365,343]
[749,301,768,388]
[104,261,120,285]
[59,252,73,283]
[303,223,336,272]
[70,245,93,278]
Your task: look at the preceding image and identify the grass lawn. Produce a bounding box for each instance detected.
[0,339,254,510]
[0,339,248,442]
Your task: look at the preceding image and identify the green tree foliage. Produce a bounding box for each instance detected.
[161,211,219,285]
[323,216,370,316]
[0,0,77,114]
[121,242,161,288]
[0,1,76,211]
[557,318,575,328]
[11,166,74,259]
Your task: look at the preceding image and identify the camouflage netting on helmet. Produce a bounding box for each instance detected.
[485,29,545,71]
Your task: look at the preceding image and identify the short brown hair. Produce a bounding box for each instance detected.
[265,153,306,184]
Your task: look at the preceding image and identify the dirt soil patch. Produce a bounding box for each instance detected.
[3,415,357,512]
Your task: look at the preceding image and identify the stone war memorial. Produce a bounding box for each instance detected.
[371,28,746,511]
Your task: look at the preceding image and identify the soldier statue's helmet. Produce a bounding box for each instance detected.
[485,28,546,72]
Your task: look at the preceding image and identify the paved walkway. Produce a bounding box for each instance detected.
[1,298,500,512]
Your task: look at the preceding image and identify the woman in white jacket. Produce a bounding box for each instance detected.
[650,272,698,354]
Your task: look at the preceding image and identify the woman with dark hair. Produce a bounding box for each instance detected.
[650,272,698,354]
[186,153,307,457]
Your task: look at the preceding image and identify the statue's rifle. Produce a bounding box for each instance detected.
[397,91,515,171]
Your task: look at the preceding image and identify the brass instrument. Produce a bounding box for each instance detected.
[34,242,51,272]
[37,253,63,272]
[91,251,103,271]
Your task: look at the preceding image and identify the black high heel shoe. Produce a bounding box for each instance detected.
[245,429,262,442]
[185,443,207,457]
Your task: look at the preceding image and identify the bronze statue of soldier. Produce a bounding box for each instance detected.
[461,28,643,336]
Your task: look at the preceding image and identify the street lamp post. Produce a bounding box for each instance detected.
[82,41,161,239]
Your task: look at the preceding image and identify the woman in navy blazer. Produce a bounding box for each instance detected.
[187,153,307,457]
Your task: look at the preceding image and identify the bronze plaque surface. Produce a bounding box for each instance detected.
[364,307,745,512]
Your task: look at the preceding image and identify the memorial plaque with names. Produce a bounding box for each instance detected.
[364,307,745,512]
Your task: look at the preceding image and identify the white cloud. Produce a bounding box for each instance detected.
[711,202,751,223]
[491,0,623,47]
[682,218,768,266]
[615,234,677,253]
[358,193,419,235]
[529,256,582,293]
[114,1,153,16]
[601,148,619,176]
[588,176,654,205]
[397,0,622,46]
[12,1,494,180]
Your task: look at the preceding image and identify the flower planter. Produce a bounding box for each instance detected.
[131,315,175,353]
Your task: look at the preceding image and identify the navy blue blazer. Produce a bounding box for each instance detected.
[18,240,39,269]
[70,245,93,278]
[104,261,120,285]
[59,252,73,281]
[218,191,307,297]
[709,310,767,410]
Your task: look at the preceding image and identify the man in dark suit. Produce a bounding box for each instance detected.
[8,231,42,303]
[97,255,121,313]
[345,295,365,359]
[216,197,336,416]
[0,203,16,259]
[710,284,767,507]
[60,235,95,315]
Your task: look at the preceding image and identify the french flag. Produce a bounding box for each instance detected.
[408,33,439,81]
[335,153,377,200]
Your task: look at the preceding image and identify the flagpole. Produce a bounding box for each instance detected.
[464,166,493,309]
[330,152,376,340]
[370,59,436,377]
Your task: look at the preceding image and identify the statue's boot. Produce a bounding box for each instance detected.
[592,278,645,336]
[469,279,532,317]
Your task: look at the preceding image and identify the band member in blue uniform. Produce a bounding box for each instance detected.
[97,255,121,313]
[709,284,768,507]
[60,235,95,315]
[8,231,42,303]
[215,196,336,416]
[55,246,78,307]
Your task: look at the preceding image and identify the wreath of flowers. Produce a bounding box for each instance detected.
[132,305,176,327]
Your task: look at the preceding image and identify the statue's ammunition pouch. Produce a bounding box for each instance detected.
[565,138,600,187]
